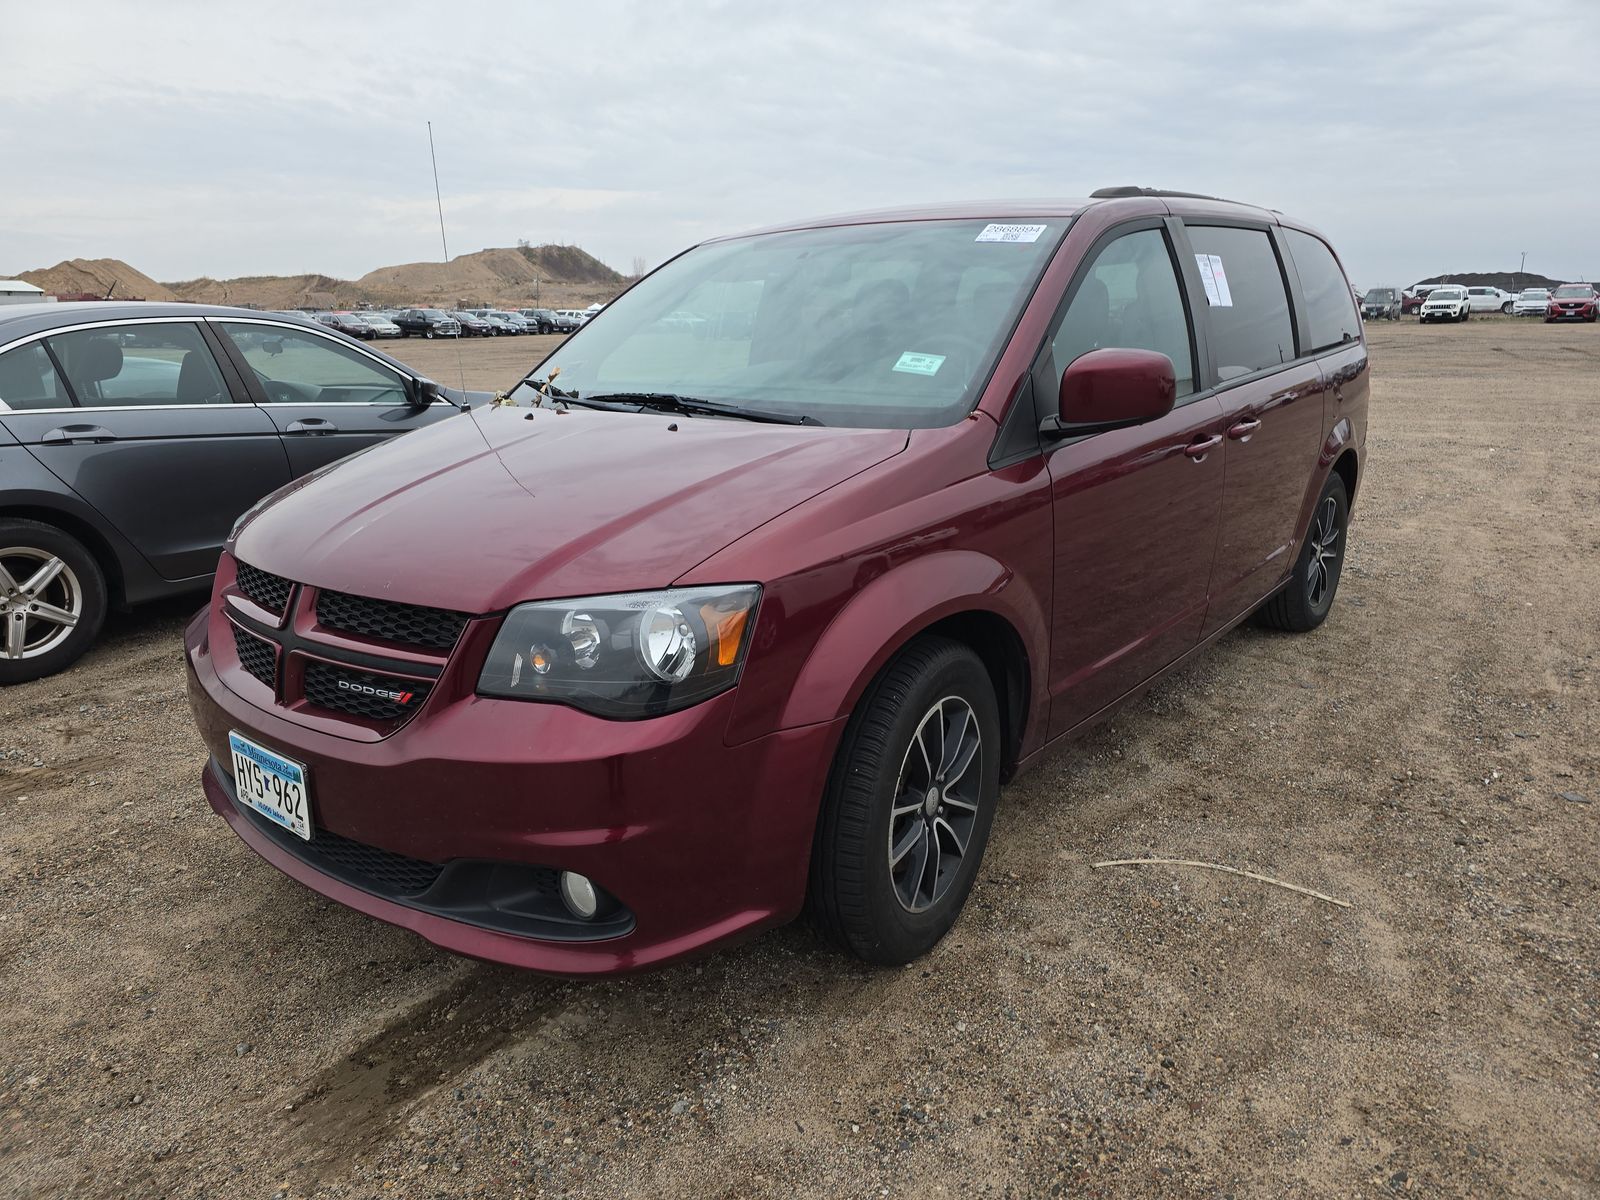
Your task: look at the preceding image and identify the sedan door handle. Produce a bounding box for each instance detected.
[285,418,339,435]
[1227,417,1262,440]
[42,424,116,445]
[1183,433,1223,460]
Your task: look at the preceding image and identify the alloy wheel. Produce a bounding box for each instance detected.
[1305,497,1341,608]
[887,696,984,913]
[0,547,83,661]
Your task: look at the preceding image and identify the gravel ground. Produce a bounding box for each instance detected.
[2,319,1596,1198]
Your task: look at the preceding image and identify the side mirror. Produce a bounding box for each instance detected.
[409,377,441,408]
[1043,348,1176,438]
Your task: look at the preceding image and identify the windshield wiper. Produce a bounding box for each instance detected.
[584,392,823,426]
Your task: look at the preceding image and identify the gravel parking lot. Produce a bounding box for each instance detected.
[2,319,1596,1198]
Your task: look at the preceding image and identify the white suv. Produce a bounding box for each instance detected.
[1465,286,1512,314]
[1420,286,1470,324]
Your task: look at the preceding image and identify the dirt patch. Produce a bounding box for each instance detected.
[1,319,1596,1198]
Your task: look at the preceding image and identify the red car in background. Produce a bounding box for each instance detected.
[1401,290,1425,315]
[186,189,1369,976]
[1546,284,1599,322]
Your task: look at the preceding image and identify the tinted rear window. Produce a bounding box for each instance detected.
[0,342,71,410]
[1284,228,1360,352]
[1185,226,1294,379]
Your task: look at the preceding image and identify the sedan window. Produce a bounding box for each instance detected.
[46,323,231,407]
[0,342,71,410]
[218,322,407,405]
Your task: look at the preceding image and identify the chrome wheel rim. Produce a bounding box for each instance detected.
[0,547,83,661]
[1305,497,1341,608]
[887,696,983,913]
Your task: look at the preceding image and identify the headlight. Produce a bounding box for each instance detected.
[477,585,760,718]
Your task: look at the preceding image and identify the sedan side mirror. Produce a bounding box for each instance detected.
[408,377,442,408]
[1042,347,1176,438]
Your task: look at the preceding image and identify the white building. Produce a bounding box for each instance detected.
[0,280,51,305]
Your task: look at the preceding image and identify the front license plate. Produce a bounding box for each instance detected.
[228,731,312,841]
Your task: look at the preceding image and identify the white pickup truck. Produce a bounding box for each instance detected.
[1464,286,1513,314]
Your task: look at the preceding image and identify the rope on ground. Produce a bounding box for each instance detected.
[1089,858,1352,908]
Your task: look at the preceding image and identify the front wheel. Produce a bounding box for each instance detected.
[1255,474,1349,633]
[809,636,1001,965]
[0,520,108,684]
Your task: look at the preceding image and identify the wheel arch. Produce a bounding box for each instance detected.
[0,501,129,607]
[1331,445,1359,511]
[777,551,1046,781]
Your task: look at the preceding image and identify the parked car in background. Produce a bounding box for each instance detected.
[393,309,461,338]
[482,315,519,336]
[1512,288,1552,317]
[1360,287,1401,321]
[554,310,590,329]
[451,311,495,337]
[356,312,403,338]
[1401,290,1425,315]
[0,302,477,682]
[519,308,558,334]
[1546,283,1598,322]
[1410,284,1441,302]
[1465,286,1513,314]
[185,190,1367,976]
[1420,286,1470,323]
[314,311,378,340]
[488,311,530,333]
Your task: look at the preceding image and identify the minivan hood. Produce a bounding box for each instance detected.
[233,406,907,613]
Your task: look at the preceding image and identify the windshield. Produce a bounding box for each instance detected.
[1366,289,1395,301]
[513,218,1066,429]
[1430,288,1464,300]
[1518,290,1548,299]
[1553,285,1591,298]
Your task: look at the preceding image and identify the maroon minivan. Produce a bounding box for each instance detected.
[186,189,1368,975]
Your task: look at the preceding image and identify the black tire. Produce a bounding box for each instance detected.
[0,519,108,685]
[1255,474,1349,633]
[424,328,435,340]
[1501,302,1513,314]
[809,636,1001,965]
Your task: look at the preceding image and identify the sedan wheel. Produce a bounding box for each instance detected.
[810,636,1000,964]
[0,520,107,684]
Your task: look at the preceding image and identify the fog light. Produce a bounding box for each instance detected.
[559,870,600,920]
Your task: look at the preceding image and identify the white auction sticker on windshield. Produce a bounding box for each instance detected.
[975,223,1047,244]
[893,352,946,376]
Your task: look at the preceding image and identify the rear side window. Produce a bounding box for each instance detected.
[0,342,70,410]
[46,323,230,407]
[1285,229,1360,352]
[1185,226,1294,380]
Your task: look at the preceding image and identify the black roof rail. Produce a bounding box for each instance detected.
[1089,186,1234,202]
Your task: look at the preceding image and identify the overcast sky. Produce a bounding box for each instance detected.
[3,1,1598,288]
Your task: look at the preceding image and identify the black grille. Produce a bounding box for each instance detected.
[302,659,432,722]
[308,827,445,895]
[315,589,468,652]
[235,561,292,614]
[231,623,279,689]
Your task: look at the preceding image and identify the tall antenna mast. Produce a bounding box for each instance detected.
[427,120,467,396]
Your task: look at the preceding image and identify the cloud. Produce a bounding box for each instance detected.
[2,0,1598,286]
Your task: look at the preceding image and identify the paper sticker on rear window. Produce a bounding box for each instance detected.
[893,352,946,376]
[975,223,1047,244]
[1196,253,1233,306]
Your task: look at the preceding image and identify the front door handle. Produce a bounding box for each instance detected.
[1227,417,1262,440]
[285,418,339,436]
[42,424,116,445]
[1183,433,1223,460]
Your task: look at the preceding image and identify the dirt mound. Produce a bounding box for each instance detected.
[1413,271,1567,291]
[14,258,179,302]
[353,245,622,306]
[166,273,352,310]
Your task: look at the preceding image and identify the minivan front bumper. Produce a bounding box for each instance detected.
[185,608,844,975]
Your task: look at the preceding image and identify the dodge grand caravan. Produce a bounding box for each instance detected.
[186,189,1369,975]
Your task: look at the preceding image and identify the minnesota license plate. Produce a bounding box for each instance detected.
[228,731,312,841]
